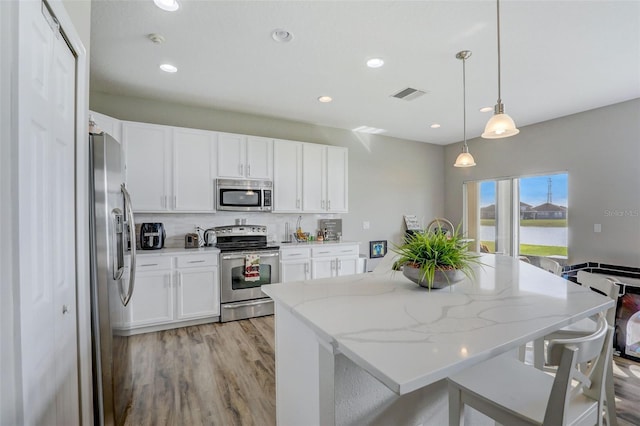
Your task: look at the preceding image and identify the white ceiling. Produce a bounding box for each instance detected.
[90,0,640,145]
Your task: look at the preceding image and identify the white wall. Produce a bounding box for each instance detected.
[444,99,640,266]
[90,92,445,266]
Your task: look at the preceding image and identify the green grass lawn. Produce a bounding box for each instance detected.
[480,241,567,257]
[481,219,567,227]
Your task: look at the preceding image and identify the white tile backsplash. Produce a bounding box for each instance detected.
[135,212,341,248]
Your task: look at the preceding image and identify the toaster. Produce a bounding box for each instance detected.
[184,233,200,249]
[140,223,165,250]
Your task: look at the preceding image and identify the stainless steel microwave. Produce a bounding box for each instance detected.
[215,179,273,212]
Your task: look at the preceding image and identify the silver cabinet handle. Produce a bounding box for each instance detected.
[239,163,244,175]
[187,260,206,263]
[296,199,300,208]
[318,251,330,254]
[288,253,301,257]
[140,263,159,267]
[321,200,325,209]
[247,164,251,176]
[173,195,176,209]
[328,200,331,210]
[338,259,342,270]
[121,184,136,307]
[331,259,335,270]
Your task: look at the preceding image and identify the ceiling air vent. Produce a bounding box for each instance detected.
[391,87,427,101]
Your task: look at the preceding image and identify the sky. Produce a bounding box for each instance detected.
[480,173,568,207]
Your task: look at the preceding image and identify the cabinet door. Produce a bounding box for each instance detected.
[281,260,310,283]
[173,128,216,211]
[311,257,335,279]
[302,143,325,212]
[326,146,348,213]
[217,133,246,178]
[90,110,122,143]
[125,270,173,327]
[336,256,359,277]
[273,140,302,212]
[176,266,220,319]
[123,122,172,211]
[246,136,272,179]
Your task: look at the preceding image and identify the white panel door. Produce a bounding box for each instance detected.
[18,2,79,423]
[302,143,325,212]
[246,136,272,179]
[173,128,216,211]
[326,146,348,213]
[217,133,246,178]
[311,258,335,279]
[336,256,359,277]
[123,121,172,211]
[273,140,302,212]
[125,270,174,327]
[176,267,220,319]
[281,260,311,282]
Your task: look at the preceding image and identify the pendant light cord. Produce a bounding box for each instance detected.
[496,0,502,104]
[463,56,467,148]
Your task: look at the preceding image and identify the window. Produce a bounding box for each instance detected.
[464,173,568,261]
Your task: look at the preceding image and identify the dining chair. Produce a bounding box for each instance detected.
[448,313,612,426]
[532,271,619,425]
[538,257,563,275]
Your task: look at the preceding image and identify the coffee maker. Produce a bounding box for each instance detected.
[140,223,165,250]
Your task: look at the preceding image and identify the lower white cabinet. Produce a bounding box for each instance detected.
[280,244,360,282]
[280,247,311,282]
[120,251,219,334]
[311,245,359,279]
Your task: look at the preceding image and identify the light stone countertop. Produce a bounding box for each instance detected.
[262,253,614,395]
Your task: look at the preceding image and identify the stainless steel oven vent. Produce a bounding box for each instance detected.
[391,87,427,101]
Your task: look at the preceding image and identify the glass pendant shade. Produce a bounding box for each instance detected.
[482,111,519,139]
[454,149,476,168]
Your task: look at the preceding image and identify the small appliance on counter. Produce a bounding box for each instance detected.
[184,233,199,248]
[203,228,216,247]
[140,222,165,250]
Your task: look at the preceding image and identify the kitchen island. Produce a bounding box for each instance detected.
[261,253,614,425]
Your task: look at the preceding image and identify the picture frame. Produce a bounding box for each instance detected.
[369,240,387,258]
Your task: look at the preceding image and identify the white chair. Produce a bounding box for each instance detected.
[448,313,613,426]
[538,257,563,275]
[532,271,619,425]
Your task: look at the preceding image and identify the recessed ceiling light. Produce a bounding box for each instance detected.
[479,106,493,112]
[272,29,294,43]
[148,33,165,44]
[318,96,332,103]
[153,0,179,12]
[160,64,178,73]
[366,58,385,68]
[430,124,441,129]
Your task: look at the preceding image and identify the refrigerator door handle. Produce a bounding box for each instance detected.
[121,184,137,306]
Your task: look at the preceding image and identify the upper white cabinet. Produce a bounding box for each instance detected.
[217,133,272,179]
[123,121,216,212]
[274,141,348,213]
[302,144,348,213]
[172,128,216,211]
[90,110,122,142]
[273,139,303,212]
[123,121,172,212]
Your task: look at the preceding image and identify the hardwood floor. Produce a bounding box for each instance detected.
[122,316,640,425]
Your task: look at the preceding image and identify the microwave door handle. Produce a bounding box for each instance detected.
[121,184,137,306]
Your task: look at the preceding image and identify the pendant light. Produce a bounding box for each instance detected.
[482,0,519,139]
[454,50,476,168]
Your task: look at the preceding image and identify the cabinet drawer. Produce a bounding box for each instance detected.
[135,255,172,271]
[176,253,218,268]
[311,245,358,258]
[280,248,310,260]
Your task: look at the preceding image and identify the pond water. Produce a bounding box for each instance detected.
[480,226,568,247]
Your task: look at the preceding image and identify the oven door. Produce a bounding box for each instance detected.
[220,250,280,303]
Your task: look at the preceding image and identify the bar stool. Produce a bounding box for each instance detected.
[448,313,612,426]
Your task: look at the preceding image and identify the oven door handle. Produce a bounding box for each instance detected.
[222,252,280,260]
[223,299,272,308]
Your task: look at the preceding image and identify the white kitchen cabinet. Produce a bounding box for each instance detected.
[217,133,272,179]
[310,245,359,279]
[172,128,216,211]
[123,121,172,211]
[124,121,217,212]
[175,253,220,320]
[125,258,174,327]
[302,144,349,213]
[280,247,311,282]
[90,110,122,142]
[273,139,303,212]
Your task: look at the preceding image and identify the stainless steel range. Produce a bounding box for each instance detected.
[216,224,280,322]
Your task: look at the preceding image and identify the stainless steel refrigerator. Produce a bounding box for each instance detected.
[89,132,137,426]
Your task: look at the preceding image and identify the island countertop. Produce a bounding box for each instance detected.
[262,253,614,395]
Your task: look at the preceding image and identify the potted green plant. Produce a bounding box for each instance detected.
[392,225,482,290]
